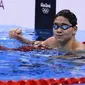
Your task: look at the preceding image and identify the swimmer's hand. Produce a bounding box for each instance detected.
[9,28,22,39]
[9,28,33,44]
[33,41,52,50]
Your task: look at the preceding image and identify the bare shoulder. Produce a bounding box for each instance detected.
[44,36,55,42]
[33,37,54,45]
[83,43,85,49]
[41,36,55,44]
[33,36,55,47]
[33,41,43,45]
[76,43,85,50]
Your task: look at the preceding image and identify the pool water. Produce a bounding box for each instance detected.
[0,25,85,81]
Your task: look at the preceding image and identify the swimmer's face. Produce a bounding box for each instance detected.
[53,16,77,42]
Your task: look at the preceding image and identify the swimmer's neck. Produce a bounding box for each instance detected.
[57,37,79,51]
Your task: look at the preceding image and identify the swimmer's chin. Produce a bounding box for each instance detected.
[56,39,65,43]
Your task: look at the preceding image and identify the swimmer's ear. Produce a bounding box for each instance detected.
[72,25,78,35]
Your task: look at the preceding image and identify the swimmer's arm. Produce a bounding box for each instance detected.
[9,28,42,45]
[9,28,45,45]
[16,35,35,44]
[16,35,44,45]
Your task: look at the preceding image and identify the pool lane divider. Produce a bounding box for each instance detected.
[0,42,85,52]
[0,77,85,85]
[0,44,52,52]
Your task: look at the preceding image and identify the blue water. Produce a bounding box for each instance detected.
[0,25,85,81]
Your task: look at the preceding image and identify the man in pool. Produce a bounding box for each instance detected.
[5,9,84,51]
[9,9,85,51]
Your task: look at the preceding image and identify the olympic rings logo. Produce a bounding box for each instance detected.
[42,8,49,14]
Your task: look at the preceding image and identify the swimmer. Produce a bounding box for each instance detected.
[8,9,85,51]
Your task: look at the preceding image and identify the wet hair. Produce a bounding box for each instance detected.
[54,9,77,27]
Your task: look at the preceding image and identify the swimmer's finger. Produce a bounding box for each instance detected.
[9,28,22,38]
[9,29,18,38]
[9,28,18,35]
[16,28,22,35]
[9,30,15,38]
[10,28,19,32]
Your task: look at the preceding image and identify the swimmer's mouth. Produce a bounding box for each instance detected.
[56,35,63,36]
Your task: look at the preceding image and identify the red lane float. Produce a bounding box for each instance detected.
[9,41,85,52]
[0,45,51,52]
[0,77,85,85]
[0,41,85,52]
[11,45,52,52]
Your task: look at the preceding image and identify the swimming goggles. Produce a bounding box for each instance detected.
[53,23,72,30]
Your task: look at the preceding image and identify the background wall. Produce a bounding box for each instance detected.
[0,0,35,28]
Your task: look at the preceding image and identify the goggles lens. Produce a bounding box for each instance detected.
[53,23,72,30]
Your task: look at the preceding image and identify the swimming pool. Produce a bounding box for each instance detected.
[0,25,85,84]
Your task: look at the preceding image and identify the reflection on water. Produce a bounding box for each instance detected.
[0,26,85,81]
